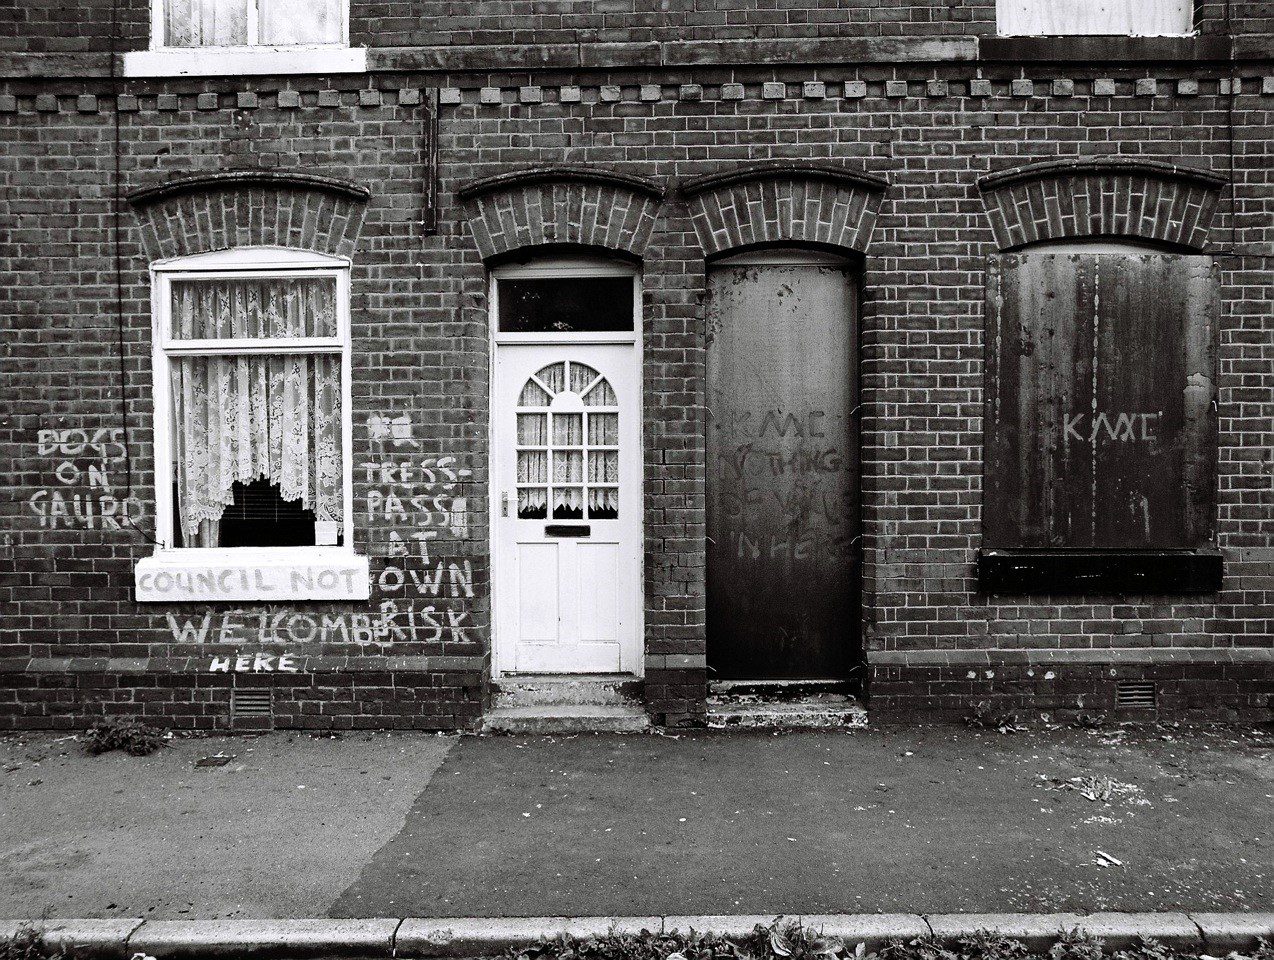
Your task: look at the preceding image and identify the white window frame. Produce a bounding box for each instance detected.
[138,247,363,601]
[125,0,366,77]
[489,257,642,347]
[996,0,1194,37]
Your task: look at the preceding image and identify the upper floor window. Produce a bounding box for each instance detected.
[996,0,1193,36]
[157,0,347,48]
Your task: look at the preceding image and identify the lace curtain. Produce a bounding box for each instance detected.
[163,0,342,46]
[170,277,342,544]
[164,0,249,47]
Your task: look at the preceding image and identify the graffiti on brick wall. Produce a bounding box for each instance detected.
[365,412,478,642]
[27,427,145,529]
[170,599,474,649]
[162,412,480,652]
[209,652,301,672]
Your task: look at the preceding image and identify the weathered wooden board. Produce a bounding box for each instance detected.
[985,249,1218,551]
[706,257,859,679]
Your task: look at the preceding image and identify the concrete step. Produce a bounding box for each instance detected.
[710,678,857,699]
[706,692,868,730]
[493,673,642,707]
[479,703,651,735]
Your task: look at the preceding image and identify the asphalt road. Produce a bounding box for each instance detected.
[2,721,1270,920]
[331,722,1274,917]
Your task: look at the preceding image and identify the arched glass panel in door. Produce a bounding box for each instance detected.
[516,360,620,521]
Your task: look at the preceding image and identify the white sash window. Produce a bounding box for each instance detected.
[129,0,364,78]
[997,0,1193,36]
[158,0,346,46]
[137,249,365,604]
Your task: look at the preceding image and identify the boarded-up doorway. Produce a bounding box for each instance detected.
[706,250,860,680]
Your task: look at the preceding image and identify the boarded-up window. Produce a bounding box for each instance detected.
[984,247,1217,551]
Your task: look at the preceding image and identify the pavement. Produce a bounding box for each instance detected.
[0,730,453,920]
[1,720,1271,923]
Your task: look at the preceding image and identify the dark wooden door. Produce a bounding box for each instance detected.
[706,254,860,679]
[984,248,1218,550]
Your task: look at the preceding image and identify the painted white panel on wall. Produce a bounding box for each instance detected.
[135,549,370,602]
[996,0,1193,35]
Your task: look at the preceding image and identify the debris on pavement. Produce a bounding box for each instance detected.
[195,752,235,767]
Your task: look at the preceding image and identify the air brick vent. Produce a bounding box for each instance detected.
[230,689,273,722]
[1115,680,1157,709]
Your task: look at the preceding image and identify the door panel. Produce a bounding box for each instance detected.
[515,542,560,641]
[494,344,641,675]
[576,542,620,643]
[706,255,860,679]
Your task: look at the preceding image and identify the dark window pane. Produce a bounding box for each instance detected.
[498,277,634,333]
[216,479,321,547]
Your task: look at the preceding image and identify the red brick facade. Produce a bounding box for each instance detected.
[0,3,1272,729]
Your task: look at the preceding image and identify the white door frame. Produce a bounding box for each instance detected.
[488,256,644,678]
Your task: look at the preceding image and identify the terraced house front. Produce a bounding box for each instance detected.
[1,0,1271,731]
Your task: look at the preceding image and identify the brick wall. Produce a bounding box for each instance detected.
[0,82,489,729]
[1,61,1272,728]
[3,1,1269,53]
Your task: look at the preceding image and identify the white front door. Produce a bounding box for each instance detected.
[493,343,642,674]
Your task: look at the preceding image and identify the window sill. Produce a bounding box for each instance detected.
[135,547,370,603]
[979,35,1228,62]
[123,46,368,78]
[977,549,1223,596]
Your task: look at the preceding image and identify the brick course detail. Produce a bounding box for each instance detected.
[684,163,888,256]
[977,159,1228,251]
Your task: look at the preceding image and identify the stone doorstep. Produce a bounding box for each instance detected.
[705,702,869,729]
[4,914,1272,959]
[481,672,651,733]
[493,673,643,707]
[709,679,859,700]
[706,682,868,729]
[478,703,651,734]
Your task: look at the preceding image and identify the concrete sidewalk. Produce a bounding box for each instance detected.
[2,721,1271,921]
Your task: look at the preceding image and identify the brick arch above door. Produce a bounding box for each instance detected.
[126,170,371,262]
[976,158,1228,252]
[683,162,889,257]
[457,166,664,261]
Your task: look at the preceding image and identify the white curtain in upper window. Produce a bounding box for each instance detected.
[164,0,249,46]
[172,276,337,340]
[997,0,1192,36]
[259,0,344,44]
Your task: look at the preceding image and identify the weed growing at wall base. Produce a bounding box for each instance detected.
[1,928,70,960]
[83,717,166,756]
[507,923,1274,960]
